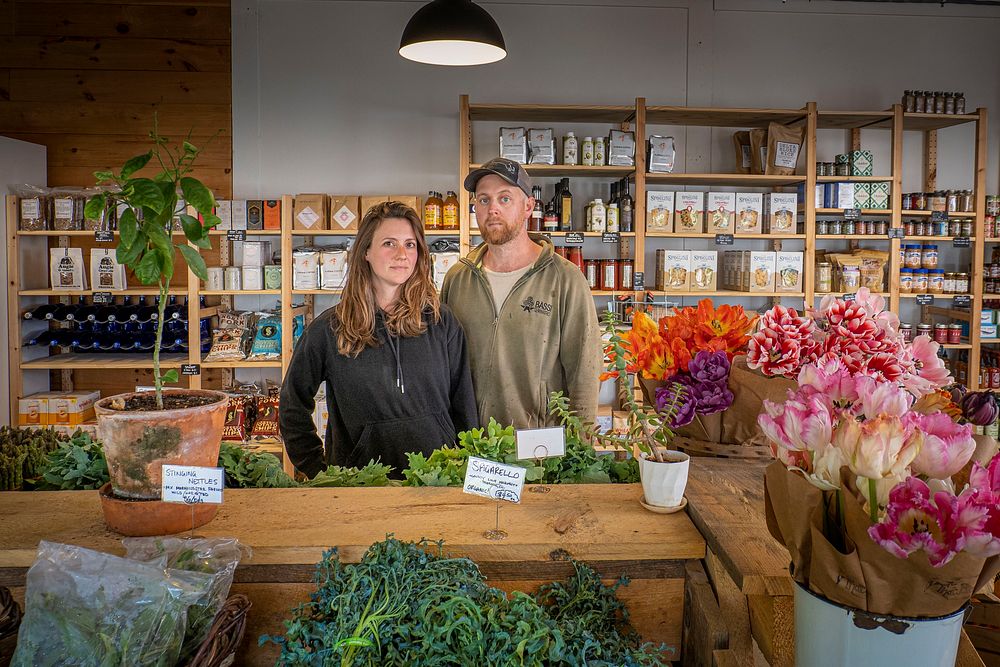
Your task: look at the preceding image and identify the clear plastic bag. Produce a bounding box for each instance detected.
[12,540,210,667]
[123,537,250,661]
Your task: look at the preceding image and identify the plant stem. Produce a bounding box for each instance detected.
[868,478,879,524]
[153,280,168,410]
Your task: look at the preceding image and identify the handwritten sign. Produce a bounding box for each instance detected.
[842,293,856,302]
[842,208,861,220]
[181,364,201,376]
[462,457,526,504]
[161,465,224,505]
[564,232,585,245]
[94,230,115,243]
[602,232,620,244]
[92,292,113,304]
[953,237,971,248]
[516,427,566,460]
[953,295,971,308]
[915,294,934,305]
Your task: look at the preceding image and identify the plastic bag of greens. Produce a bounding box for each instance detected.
[123,536,249,661]
[12,540,210,667]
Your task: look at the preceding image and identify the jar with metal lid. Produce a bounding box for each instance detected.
[903,219,916,236]
[928,269,944,293]
[899,270,914,293]
[957,272,970,293]
[961,221,973,238]
[842,219,856,235]
[841,266,861,291]
[828,219,843,235]
[913,269,928,292]
[948,323,963,344]
[567,247,584,271]
[960,190,974,212]
[900,323,913,343]
[584,259,598,290]
[987,196,1000,217]
[620,259,634,290]
[875,220,888,235]
[863,220,875,235]
[915,91,927,113]
[817,219,830,235]
[930,192,947,212]
[947,191,959,212]
[835,163,850,177]
[914,221,927,237]
[949,219,962,237]
[902,193,913,210]
[934,219,949,236]
[816,162,828,176]
[945,92,956,115]
[934,324,949,344]
[599,259,618,291]
[956,92,966,115]
[944,272,957,294]
[904,244,922,269]
[987,215,997,239]
[914,192,928,210]
[934,91,946,114]
[902,90,916,112]
[917,323,933,338]
[817,262,833,293]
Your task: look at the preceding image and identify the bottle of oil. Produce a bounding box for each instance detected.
[619,179,633,233]
[559,178,573,232]
[424,191,442,230]
[442,190,459,230]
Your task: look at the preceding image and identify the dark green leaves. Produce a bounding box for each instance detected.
[179,214,212,250]
[126,178,166,213]
[84,193,107,222]
[120,151,153,180]
[161,369,179,384]
[180,177,215,215]
[93,170,114,183]
[118,208,139,250]
[177,244,207,280]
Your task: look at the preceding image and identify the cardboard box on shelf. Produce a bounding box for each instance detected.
[735,193,763,234]
[390,195,422,215]
[48,390,100,427]
[848,150,874,177]
[870,182,891,209]
[690,250,718,291]
[646,191,675,233]
[293,194,329,231]
[706,192,736,233]
[775,251,804,293]
[241,241,272,268]
[214,200,233,230]
[263,199,281,230]
[18,392,63,426]
[360,196,391,218]
[662,250,692,291]
[765,193,798,233]
[246,200,264,231]
[231,200,248,230]
[674,192,704,233]
[852,183,872,209]
[329,196,360,231]
[834,183,855,209]
[749,251,776,293]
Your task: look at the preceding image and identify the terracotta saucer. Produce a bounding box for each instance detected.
[639,496,688,514]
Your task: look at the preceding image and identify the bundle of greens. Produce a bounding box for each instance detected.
[32,430,109,491]
[0,427,63,491]
[304,461,396,488]
[217,441,297,488]
[261,537,669,666]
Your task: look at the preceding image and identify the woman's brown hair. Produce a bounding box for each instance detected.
[333,201,440,356]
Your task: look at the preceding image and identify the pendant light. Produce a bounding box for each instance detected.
[399,0,506,66]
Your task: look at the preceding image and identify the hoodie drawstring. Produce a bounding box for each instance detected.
[379,314,404,394]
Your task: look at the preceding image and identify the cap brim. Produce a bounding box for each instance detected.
[464,167,530,197]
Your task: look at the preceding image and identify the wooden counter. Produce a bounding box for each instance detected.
[0,483,705,665]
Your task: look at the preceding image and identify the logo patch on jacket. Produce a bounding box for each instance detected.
[521,296,552,316]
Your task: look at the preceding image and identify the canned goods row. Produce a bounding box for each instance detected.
[816,219,888,236]
[901,91,966,115]
[816,162,851,177]
[554,247,633,291]
[902,218,973,238]
[901,244,939,270]
[901,190,974,213]
[899,269,968,294]
[901,322,964,345]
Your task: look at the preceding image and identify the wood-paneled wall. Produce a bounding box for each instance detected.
[0,0,232,197]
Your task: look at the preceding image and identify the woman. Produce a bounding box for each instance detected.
[279,201,477,479]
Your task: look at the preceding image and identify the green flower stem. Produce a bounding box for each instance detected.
[868,478,878,524]
[153,280,168,410]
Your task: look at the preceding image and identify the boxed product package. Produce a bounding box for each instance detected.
[662,250,692,291]
[690,251,718,291]
[18,392,64,426]
[49,247,87,290]
[246,200,264,230]
[735,193,763,234]
[775,252,804,293]
[500,127,527,163]
[739,250,752,292]
[89,248,127,291]
[390,195,422,214]
[852,183,872,209]
[329,196,360,231]
[648,135,675,173]
[655,249,667,291]
[870,182,891,209]
[675,192,704,233]
[293,247,320,290]
[798,183,823,209]
[834,183,855,209]
[765,123,804,176]
[848,149,874,177]
[293,194,328,231]
[242,266,263,291]
[48,390,100,427]
[733,131,752,174]
[320,249,348,290]
[527,128,555,165]
[749,251,776,292]
[706,192,736,233]
[765,193,798,233]
[360,196,390,218]
[231,200,248,230]
[241,241,272,268]
[263,199,281,230]
[608,130,636,167]
[215,200,233,230]
[432,252,460,291]
[646,191,675,234]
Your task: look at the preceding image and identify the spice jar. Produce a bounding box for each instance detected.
[902,90,916,112]
[904,244,922,269]
[913,268,928,292]
[843,219,856,235]
[899,269,913,293]
[828,219,842,235]
[947,190,959,212]
[956,92,966,115]
[816,162,828,176]
[917,323,933,339]
[921,244,939,269]
[929,269,944,293]
[915,91,927,113]
[987,215,997,239]
[929,192,947,212]
[934,324,949,344]
[934,91,946,114]
[874,220,888,235]
[945,92,956,115]
[948,324,963,345]
[841,266,861,292]
[817,262,833,293]
[620,259,634,290]
[914,192,928,210]
[584,259,598,290]
[949,219,962,237]
[900,323,913,343]
[960,190,974,212]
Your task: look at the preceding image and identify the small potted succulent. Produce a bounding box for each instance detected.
[84,123,228,535]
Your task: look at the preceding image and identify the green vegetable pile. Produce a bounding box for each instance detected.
[261,537,670,666]
[0,427,63,490]
[218,441,297,488]
[32,431,109,491]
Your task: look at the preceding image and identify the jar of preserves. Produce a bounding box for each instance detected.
[899,269,913,293]
[903,90,916,112]
[957,272,970,293]
[600,259,618,291]
[900,323,913,343]
[914,192,928,210]
[843,219,856,235]
[902,193,913,210]
[921,244,939,269]
[928,269,944,293]
[960,190,974,212]
[875,220,888,235]
[829,219,843,235]
[987,215,997,239]
[913,268,928,292]
[584,259,598,290]
[816,162,828,176]
[944,272,957,294]
[904,219,916,236]
[816,219,830,235]
[934,91,946,114]
[904,244,922,269]
[864,220,875,235]
[988,196,1000,216]
[817,262,833,293]
[934,324,949,344]
[961,221,973,238]
[915,91,927,114]
[949,219,962,237]
[620,259,634,290]
[947,190,959,212]
[914,221,927,237]
[934,219,949,236]
[948,324,963,344]
[567,247,584,271]
[929,193,947,212]
[917,323,933,338]
[841,266,861,291]
[945,92,956,115]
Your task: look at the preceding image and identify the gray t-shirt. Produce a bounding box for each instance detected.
[484,264,532,312]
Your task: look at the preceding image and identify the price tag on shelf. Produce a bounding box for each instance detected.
[227,230,246,242]
[181,364,201,376]
[953,237,971,248]
[887,227,905,240]
[161,465,224,505]
[94,230,115,243]
[842,208,861,220]
[953,295,971,308]
[842,293,856,302]
[915,294,934,305]
[714,234,734,246]
[565,232,584,245]
[462,457,526,504]
[633,272,645,291]
[516,427,566,460]
[92,292,113,304]
[930,211,949,222]
[602,232,620,244]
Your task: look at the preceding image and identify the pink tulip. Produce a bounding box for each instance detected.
[855,375,911,418]
[797,359,859,404]
[905,412,975,480]
[900,336,953,398]
[759,392,835,459]
[834,415,917,481]
[869,476,966,566]
[954,487,1000,559]
[969,454,1000,496]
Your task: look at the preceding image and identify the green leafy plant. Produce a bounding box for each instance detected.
[218,442,298,489]
[85,118,220,409]
[0,427,63,491]
[305,461,397,488]
[33,430,109,491]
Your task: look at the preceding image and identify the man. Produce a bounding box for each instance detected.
[441,157,601,428]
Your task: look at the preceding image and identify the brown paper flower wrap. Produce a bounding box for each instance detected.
[765,461,1000,618]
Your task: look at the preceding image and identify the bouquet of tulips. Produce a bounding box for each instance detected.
[755,288,1000,617]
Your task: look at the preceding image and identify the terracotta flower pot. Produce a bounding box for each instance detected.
[98,482,219,536]
[95,389,228,500]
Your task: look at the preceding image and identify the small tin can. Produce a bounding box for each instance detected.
[948,324,963,345]
[206,267,225,291]
[914,192,928,210]
[835,163,850,177]
[987,195,1000,217]
[949,220,962,237]
[816,162,828,176]
[263,264,282,290]
[864,220,875,235]
[224,266,242,291]
[904,220,916,236]
[917,323,933,338]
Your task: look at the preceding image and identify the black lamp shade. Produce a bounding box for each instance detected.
[399,0,506,66]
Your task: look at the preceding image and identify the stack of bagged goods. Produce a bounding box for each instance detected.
[221,380,282,443]
[500,126,634,167]
[732,122,804,175]
[815,249,889,294]
[292,244,350,290]
[429,238,461,291]
[204,309,305,364]
[719,251,804,294]
[16,185,109,231]
[18,390,100,437]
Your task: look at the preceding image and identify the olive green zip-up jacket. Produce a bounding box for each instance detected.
[440,234,601,428]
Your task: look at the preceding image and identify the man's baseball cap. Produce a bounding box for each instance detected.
[463,157,533,198]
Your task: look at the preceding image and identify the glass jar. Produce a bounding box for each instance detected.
[947,190,959,212]
[620,259,634,290]
[841,266,861,291]
[915,221,928,237]
[949,219,962,237]
[915,91,927,113]
[902,193,913,210]
[960,190,974,212]
[945,92,956,115]
[843,219,856,235]
[863,220,875,235]
[904,244,922,269]
[899,270,914,293]
[987,195,1000,216]
[817,219,830,235]
[957,272,970,293]
[934,91,946,114]
[903,90,915,112]
[934,324,949,344]
[600,259,618,291]
[944,272,957,294]
[921,244,939,269]
[904,219,916,236]
[900,323,913,343]
[934,219,949,236]
[914,192,928,210]
[928,269,944,293]
[913,268,928,292]
[987,215,997,239]
[917,323,933,339]
[584,259,598,290]
[961,221,973,238]
[875,220,888,235]
[567,247,584,271]
[956,92,966,115]
[948,324,963,344]
[829,219,843,235]
[816,162,828,176]
[929,193,947,211]
[817,262,833,293]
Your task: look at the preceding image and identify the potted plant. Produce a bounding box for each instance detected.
[84,123,228,535]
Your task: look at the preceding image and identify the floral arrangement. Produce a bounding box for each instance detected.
[756,288,1000,618]
[606,299,757,429]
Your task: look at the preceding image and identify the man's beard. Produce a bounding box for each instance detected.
[480,218,522,246]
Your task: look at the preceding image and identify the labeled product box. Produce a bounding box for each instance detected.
[735,193,763,234]
[263,199,281,230]
[48,390,100,427]
[739,250,752,291]
[360,196,391,218]
[674,192,704,233]
[246,200,264,231]
[293,194,329,231]
[231,200,248,230]
[329,195,360,231]
[775,251,804,293]
[661,250,692,291]
[90,248,127,291]
[499,127,527,163]
[706,193,736,233]
[646,191,675,234]
[320,249,349,290]
[797,183,823,209]
[749,251,776,293]
[834,183,855,209]
[690,251,718,291]
[242,265,264,290]
[242,240,272,268]
[391,195,422,215]
[852,183,872,209]
[870,182,891,209]
[765,193,798,233]
[214,200,233,230]
[848,150,874,177]
[18,392,65,426]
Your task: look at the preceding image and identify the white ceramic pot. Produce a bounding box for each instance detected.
[638,450,689,508]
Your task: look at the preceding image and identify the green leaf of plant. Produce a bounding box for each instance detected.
[93,170,114,183]
[142,220,172,258]
[84,194,106,221]
[180,177,215,215]
[161,369,179,384]
[116,238,144,267]
[177,244,208,280]
[126,178,166,213]
[120,151,153,180]
[179,214,203,243]
[118,209,139,249]
[134,250,161,284]
[201,212,221,230]
[183,141,198,155]
[156,246,174,281]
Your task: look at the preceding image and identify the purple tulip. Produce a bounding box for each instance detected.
[688,350,731,387]
[655,383,696,428]
[690,381,735,415]
[962,391,1000,427]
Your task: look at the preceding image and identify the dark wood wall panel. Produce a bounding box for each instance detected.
[0,0,232,197]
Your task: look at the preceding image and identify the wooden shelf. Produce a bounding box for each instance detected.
[211,229,281,235]
[816,111,894,130]
[814,208,893,215]
[982,294,1000,299]
[200,360,283,369]
[289,228,459,236]
[902,210,976,218]
[644,173,805,187]
[901,112,980,132]
[644,106,806,128]
[982,339,1000,345]
[816,235,889,241]
[646,232,805,239]
[292,289,342,295]
[201,290,280,296]
[19,288,188,297]
[816,175,893,182]
[814,292,890,298]
[470,163,634,178]
[20,353,188,370]
[16,229,280,237]
[900,235,974,241]
[941,342,974,350]
[472,231,635,238]
[899,293,971,299]
[645,291,805,298]
[468,103,635,123]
